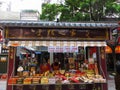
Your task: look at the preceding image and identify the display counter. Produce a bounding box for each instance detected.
[8,83,106,90]
[8,69,106,90]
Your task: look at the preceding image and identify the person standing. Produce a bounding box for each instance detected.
[40,58,51,73]
[51,58,60,71]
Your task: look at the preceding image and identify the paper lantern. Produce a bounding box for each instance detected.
[105,46,120,53]
[115,46,120,53]
[105,46,112,53]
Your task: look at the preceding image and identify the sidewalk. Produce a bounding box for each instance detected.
[108,74,115,90]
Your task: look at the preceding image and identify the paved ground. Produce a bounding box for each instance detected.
[108,75,115,90]
[0,80,7,90]
[0,77,116,90]
[108,79,115,90]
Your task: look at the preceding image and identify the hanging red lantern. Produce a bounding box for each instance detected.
[115,46,120,53]
[105,46,112,53]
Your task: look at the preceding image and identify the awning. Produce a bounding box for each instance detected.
[8,41,106,47]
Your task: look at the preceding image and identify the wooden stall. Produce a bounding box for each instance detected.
[0,20,118,90]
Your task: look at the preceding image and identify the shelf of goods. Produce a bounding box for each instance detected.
[8,69,106,90]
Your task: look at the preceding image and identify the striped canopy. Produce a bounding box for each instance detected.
[8,41,106,47]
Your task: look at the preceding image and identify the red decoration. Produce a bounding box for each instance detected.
[115,46,120,53]
[105,46,112,53]
[105,46,120,53]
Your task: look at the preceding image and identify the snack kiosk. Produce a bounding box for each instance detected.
[0,20,118,90]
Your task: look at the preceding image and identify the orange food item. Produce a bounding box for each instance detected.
[23,78,32,84]
[32,78,40,84]
[8,78,17,84]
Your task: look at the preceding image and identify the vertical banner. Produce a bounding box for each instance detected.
[7,46,16,90]
[99,47,108,90]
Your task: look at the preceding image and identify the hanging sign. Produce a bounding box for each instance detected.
[48,46,78,52]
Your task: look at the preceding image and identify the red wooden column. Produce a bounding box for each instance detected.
[6,46,16,90]
[98,47,108,90]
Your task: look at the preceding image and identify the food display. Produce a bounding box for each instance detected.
[8,68,106,85]
[32,77,40,84]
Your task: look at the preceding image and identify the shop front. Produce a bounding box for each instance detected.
[0,20,117,90]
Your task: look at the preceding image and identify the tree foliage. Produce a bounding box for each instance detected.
[40,4,61,21]
[40,0,120,21]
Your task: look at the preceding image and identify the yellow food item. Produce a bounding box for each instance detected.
[41,77,48,84]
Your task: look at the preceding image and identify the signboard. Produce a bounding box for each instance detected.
[5,27,108,41]
[48,46,78,52]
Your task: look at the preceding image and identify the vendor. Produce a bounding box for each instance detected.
[40,58,51,73]
[51,58,60,71]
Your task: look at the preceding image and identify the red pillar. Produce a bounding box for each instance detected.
[7,46,16,90]
[99,47,108,90]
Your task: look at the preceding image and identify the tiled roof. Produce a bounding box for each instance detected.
[0,20,118,28]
